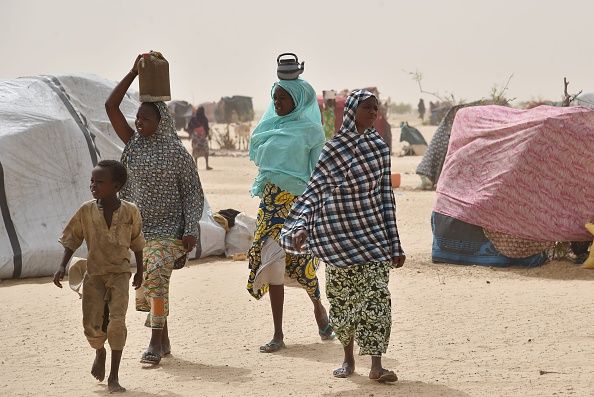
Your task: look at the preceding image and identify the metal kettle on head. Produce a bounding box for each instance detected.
[277,53,305,80]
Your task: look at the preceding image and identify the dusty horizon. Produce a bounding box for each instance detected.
[1,0,593,109]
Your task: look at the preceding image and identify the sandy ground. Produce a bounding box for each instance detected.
[1,121,594,397]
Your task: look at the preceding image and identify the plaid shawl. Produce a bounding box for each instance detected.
[280,90,404,267]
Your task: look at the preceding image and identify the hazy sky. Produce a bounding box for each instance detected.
[2,0,593,110]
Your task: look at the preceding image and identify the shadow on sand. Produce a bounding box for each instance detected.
[320,373,471,397]
[92,386,183,397]
[423,259,594,282]
[155,355,252,384]
[277,342,399,368]
[490,259,594,281]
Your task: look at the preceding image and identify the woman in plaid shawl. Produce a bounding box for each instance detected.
[281,89,406,382]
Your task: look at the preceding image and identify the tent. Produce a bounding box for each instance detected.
[167,100,193,131]
[432,105,594,266]
[399,122,427,155]
[214,96,254,123]
[416,102,485,188]
[0,74,225,279]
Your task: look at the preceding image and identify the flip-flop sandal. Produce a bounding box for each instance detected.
[319,324,336,341]
[370,369,398,383]
[259,340,285,353]
[333,363,354,378]
[140,350,161,365]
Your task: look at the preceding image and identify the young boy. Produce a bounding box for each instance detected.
[281,89,406,383]
[53,160,145,393]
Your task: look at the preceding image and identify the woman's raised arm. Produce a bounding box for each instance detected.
[105,55,141,144]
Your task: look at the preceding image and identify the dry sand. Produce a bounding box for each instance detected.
[1,120,593,397]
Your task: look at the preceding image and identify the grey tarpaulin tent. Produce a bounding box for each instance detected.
[0,74,225,279]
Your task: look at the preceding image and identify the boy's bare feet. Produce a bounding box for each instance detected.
[108,377,126,393]
[91,348,106,381]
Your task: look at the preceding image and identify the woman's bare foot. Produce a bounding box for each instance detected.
[332,361,355,378]
[107,377,126,393]
[91,348,106,381]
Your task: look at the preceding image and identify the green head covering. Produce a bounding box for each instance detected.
[249,79,324,197]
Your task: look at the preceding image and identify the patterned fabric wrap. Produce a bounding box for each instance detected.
[416,102,486,184]
[483,229,554,258]
[120,101,204,240]
[136,238,187,329]
[325,261,392,356]
[247,183,321,300]
[416,106,458,183]
[280,89,404,267]
[435,105,594,241]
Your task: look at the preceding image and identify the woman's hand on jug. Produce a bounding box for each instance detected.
[131,54,142,75]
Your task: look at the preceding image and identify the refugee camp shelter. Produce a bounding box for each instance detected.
[167,100,193,131]
[214,96,254,123]
[0,74,225,279]
[432,105,594,266]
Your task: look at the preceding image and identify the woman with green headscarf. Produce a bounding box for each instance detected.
[247,78,334,353]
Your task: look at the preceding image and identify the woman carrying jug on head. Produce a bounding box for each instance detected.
[246,54,334,353]
[105,54,204,365]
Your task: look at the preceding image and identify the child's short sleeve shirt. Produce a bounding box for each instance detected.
[59,200,145,275]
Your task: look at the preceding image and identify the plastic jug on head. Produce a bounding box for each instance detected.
[137,51,171,102]
[276,53,304,80]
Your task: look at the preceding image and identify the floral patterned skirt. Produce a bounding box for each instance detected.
[325,261,392,356]
[246,183,321,300]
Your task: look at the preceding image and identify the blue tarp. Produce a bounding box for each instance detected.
[431,212,548,267]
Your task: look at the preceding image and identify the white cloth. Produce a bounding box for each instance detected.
[252,238,285,291]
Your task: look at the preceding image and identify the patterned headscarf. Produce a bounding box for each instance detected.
[338,89,377,135]
[121,101,182,159]
[120,101,187,201]
[151,101,179,138]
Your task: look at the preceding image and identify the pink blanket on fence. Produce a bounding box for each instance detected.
[434,105,594,241]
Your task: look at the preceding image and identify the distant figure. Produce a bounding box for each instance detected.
[418,98,426,120]
[322,90,336,140]
[187,106,213,170]
[53,160,145,393]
